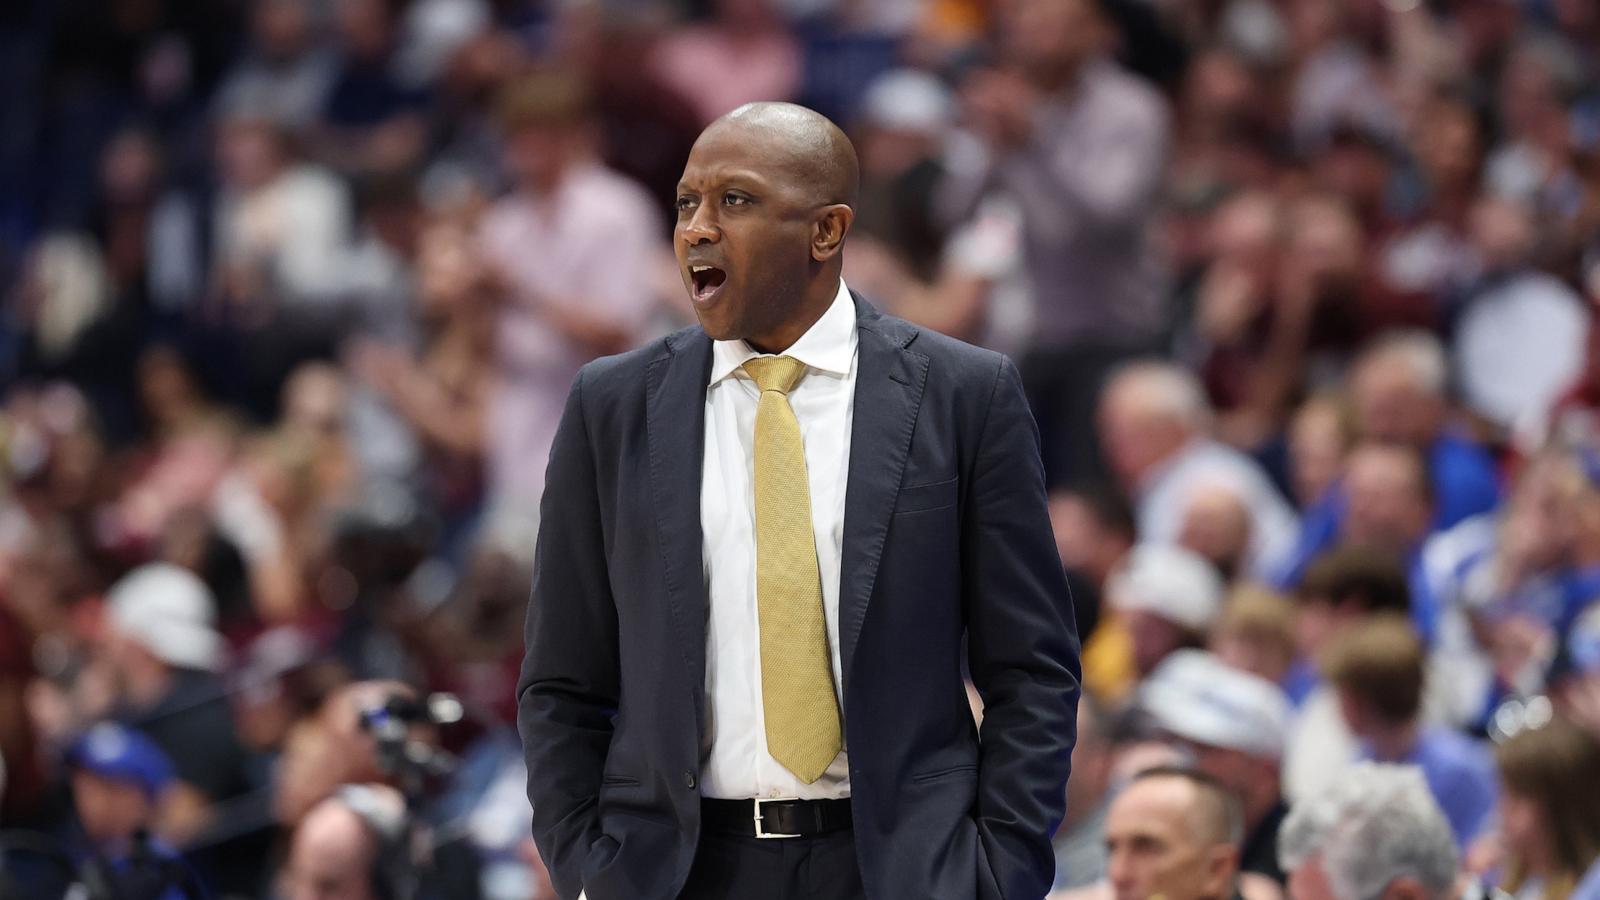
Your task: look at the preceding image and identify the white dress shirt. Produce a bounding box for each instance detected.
[700,279,857,800]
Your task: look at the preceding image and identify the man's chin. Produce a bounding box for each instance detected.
[694,313,740,343]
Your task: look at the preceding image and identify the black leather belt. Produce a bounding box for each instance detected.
[701,797,853,838]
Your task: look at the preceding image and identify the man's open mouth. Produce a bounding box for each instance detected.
[689,265,727,302]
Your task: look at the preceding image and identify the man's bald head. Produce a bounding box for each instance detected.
[699,102,859,208]
[674,102,859,353]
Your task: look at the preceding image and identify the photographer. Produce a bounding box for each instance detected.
[271,683,481,900]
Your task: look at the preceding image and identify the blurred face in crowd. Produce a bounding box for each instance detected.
[282,801,378,900]
[1351,353,1442,448]
[1294,592,1375,662]
[1414,99,1483,192]
[1500,455,1588,574]
[1048,492,1132,583]
[1290,398,1350,507]
[1181,51,1256,136]
[1106,775,1239,900]
[1125,610,1196,678]
[1342,444,1432,551]
[1470,196,1536,272]
[73,771,156,848]
[675,107,855,353]
[217,118,287,192]
[999,0,1105,89]
[505,123,585,193]
[335,0,393,61]
[1099,375,1196,488]
[1284,196,1364,288]
[1178,485,1252,579]
[254,0,314,61]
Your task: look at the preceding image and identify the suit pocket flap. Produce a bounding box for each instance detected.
[895,477,958,514]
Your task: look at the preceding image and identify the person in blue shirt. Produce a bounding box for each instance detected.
[1279,442,1442,643]
[1278,333,1501,592]
[66,721,199,900]
[1322,615,1497,848]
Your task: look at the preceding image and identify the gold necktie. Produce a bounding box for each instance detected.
[742,355,842,783]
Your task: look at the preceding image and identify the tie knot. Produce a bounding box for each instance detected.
[742,356,808,395]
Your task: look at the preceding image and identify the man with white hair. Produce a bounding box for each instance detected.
[1278,763,1458,900]
[1098,361,1299,580]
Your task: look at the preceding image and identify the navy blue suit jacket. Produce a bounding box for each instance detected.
[518,295,1081,900]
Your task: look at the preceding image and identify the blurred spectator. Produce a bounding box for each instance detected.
[1108,543,1225,681]
[213,0,339,132]
[1350,332,1500,530]
[1493,715,1600,900]
[279,784,405,900]
[475,71,660,528]
[1427,451,1600,719]
[1287,393,1356,512]
[1279,442,1438,642]
[649,0,802,126]
[1051,485,1137,645]
[1051,485,1138,703]
[1099,362,1299,580]
[66,722,191,899]
[212,111,353,316]
[1279,329,1504,593]
[313,0,430,177]
[1210,586,1298,689]
[101,563,250,845]
[1282,548,1415,803]
[1094,767,1244,900]
[938,0,1171,487]
[1139,650,1293,885]
[1320,615,1497,847]
[1278,762,1459,900]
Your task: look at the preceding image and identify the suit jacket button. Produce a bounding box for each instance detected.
[683,771,697,790]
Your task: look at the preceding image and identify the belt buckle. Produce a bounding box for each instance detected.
[753,797,801,839]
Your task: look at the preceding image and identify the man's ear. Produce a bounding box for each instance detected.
[812,204,855,262]
[1202,846,1244,900]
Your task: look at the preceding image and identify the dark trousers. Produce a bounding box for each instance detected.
[677,829,867,900]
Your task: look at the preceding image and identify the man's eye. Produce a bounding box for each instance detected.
[675,196,697,212]
[723,194,750,206]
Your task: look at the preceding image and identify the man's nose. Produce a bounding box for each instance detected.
[681,205,719,244]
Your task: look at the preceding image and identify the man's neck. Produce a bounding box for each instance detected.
[745,277,842,355]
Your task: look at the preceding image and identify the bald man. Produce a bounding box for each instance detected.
[519,103,1080,900]
[281,786,405,900]
[1102,768,1244,900]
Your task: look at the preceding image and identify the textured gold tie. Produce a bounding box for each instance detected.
[742,356,842,783]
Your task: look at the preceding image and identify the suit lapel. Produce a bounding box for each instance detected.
[839,296,928,688]
[645,329,713,727]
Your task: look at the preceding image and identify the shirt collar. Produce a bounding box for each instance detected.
[708,279,857,386]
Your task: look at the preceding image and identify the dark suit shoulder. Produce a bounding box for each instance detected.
[575,324,705,398]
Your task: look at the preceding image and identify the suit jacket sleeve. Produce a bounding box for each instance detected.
[963,357,1082,898]
[517,369,620,900]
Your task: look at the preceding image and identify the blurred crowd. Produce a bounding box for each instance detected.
[4,0,1600,898]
